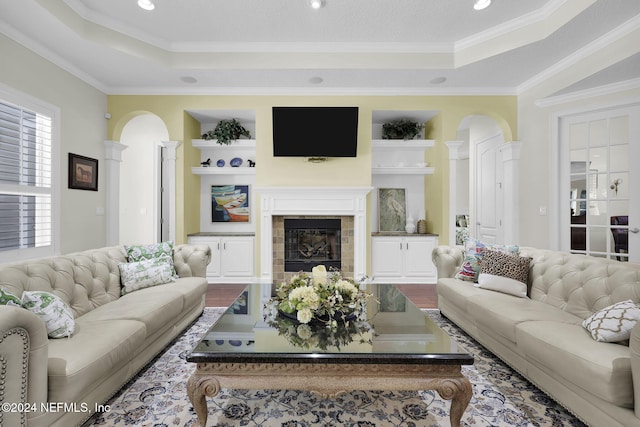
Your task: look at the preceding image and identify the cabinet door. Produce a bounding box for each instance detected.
[371,237,404,280]
[221,237,254,277]
[404,237,437,279]
[188,236,221,277]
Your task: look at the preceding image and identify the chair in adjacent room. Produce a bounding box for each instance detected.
[610,215,629,261]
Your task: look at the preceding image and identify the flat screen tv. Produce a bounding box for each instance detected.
[272,107,359,157]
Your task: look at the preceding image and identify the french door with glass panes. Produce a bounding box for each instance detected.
[561,105,640,263]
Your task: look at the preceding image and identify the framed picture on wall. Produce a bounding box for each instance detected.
[68,153,98,191]
[211,185,250,222]
[378,188,406,232]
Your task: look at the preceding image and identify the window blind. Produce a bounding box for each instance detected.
[0,100,52,252]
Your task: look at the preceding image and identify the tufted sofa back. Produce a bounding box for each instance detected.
[0,246,126,318]
[520,247,640,320]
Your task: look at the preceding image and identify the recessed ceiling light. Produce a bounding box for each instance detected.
[180,76,198,84]
[309,76,324,84]
[138,0,155,11]
[430,76,447,84]
[473,0,491,10]
[310,0,325,9]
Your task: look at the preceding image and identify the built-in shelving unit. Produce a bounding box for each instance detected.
[370,110,438,234]
[186,109,257,242]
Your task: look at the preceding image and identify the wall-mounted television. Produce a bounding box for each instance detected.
[272,106,359,157]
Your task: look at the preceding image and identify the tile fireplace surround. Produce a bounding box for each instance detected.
[272,215,354,285]
[256,187,372,285]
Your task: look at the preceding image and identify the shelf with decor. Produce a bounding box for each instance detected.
[191,139,257,175]
[371,140,435,176]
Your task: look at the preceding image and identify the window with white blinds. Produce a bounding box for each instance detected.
[0,99,53,253]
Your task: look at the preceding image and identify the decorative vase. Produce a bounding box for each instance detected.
[405,216,416,234]
[417,219,427,234]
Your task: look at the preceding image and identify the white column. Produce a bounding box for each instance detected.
[446,141,464,246]
[103,140,128,246]
[501,141,522,244]
[160,141,181,243]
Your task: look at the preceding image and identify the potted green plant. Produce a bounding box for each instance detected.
[201,118,252,145]
[381,119,424,140]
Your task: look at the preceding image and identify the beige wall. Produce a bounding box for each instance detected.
[0,34,107,255]
[106,95,517,248]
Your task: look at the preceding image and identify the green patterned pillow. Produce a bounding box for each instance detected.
[0,288,22,307]
[21,291,75,338]
[125,241,177,278]
[125,241,174,262]
[119,256,176,295]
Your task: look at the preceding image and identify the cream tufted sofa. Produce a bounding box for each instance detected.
[0,244,211,427]
[433,246,640,427]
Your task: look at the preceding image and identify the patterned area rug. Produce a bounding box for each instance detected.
[82,308,586,427]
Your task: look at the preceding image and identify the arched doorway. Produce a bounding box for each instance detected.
[119,114,169,245]
[449,115,519,246]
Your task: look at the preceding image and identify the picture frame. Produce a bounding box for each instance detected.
[211,184,250,222]
[225,290,249,315]
[378,285,407,312]
[378,188,406,232]
[68,153,98,191]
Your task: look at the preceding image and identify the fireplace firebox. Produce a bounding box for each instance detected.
[284,218,341,272]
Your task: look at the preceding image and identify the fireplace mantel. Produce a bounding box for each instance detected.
[256,186,372,283]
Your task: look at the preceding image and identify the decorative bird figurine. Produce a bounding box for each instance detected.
[200,158,211,167]
[247,159,256,167]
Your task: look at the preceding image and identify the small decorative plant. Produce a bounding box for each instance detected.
[201,118,252,145]
[382,119,424,140]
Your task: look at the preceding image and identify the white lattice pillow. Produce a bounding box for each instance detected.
[582,300,640,343]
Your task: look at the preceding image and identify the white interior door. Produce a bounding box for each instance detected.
[561,105,640,263]
[474,135,504,244]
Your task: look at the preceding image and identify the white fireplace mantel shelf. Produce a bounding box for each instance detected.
[256,186,372,284]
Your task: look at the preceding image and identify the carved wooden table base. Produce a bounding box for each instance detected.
[187,362,472,427]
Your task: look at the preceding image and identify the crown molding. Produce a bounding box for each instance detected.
[106,85,518,96]
[456,0,575,51]
[517,13,640,96]
[455,0,595,67]
[535,78,640,108]
[0,21,109,94]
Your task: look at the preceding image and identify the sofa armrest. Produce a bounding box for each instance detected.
[432,245,464,279]
[173,244,212,278]
[0,306,49,423]
[631,322,640,418]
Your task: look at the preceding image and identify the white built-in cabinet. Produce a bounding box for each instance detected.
[371,234,438,284]
[188,234,255,283]
[370,110,439,284]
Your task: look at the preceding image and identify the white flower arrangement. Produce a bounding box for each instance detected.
[264,265,373,350]
[269,265,369,325]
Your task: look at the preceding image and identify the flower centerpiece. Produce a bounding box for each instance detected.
[264,265,373,350]
[272,265,368,324]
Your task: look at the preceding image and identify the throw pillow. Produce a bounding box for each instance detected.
[475,249,532,298]
[0,288,22,307]
[582,300,640,343]
[21,291,75,338]
[119,256,177,295]
[125,241,174,262]
[125,241,177,278]
[454,239,519,283]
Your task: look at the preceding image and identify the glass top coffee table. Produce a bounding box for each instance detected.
[187,283,473,427]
